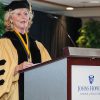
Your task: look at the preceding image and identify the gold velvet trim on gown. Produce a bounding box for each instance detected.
[36,40,51,62]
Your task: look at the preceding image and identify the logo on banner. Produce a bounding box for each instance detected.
[88,75,94,84]
[78,74,100,96]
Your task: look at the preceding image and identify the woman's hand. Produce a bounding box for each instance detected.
[14,61,38,75]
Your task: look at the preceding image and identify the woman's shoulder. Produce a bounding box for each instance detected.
[0,38,13,48]
[0,37,12,43]
[35,40,43,46]
[2,31,15,38]
[35,40,52,62]
[1,31,19,42]
[0,31,15,45]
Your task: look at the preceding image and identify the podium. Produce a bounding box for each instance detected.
[24,58,67,100]
[64,47,100,100]
[24,47,100,100]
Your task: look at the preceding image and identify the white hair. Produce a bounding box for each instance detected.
[4,8,34,32]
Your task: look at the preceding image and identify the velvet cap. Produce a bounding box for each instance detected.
[5,1,30,11]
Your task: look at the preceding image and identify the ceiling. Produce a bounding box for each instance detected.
[31,0,100,17]
[1,0,100,17]
[37,0,100,7]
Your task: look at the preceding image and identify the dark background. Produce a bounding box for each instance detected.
[29,11,82,59]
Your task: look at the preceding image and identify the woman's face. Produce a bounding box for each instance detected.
[11,8,30,31]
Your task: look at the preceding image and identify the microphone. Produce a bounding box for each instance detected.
[67,33,76,47]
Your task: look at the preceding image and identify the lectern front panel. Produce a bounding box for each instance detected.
[67,57,100,100]
[24,58,67,100]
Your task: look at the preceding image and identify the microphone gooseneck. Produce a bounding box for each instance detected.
[67,34,76,47]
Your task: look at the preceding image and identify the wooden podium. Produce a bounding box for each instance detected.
[64,47,100,100]
[24,47,100,100]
